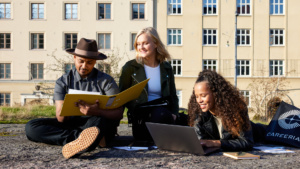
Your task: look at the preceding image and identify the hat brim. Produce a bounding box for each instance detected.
[66,49,107,60]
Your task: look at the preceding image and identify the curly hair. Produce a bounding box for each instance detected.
[188,70,250,137]
[134,27,171,64]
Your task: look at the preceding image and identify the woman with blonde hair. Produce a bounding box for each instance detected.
[119,27,179,142]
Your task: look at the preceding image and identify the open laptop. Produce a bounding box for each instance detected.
[146,122,219,155]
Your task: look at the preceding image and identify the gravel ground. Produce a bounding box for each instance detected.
[0,124,299,169]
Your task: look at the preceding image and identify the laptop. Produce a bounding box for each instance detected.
[146,122,219,155]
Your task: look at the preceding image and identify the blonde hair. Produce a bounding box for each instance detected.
[134,27,171,64]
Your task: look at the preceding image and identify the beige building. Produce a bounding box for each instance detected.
[157,0,300,112]
[0,0,154,106]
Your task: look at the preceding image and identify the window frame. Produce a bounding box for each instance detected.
[30,33,44,50]
[203,59,217,72]
[31,3,44,19]
[236,60,250,76]
[176,90,182,107]
[170,59,182,76]
[0,93,11,106]
[167,0,182,15]
[30,63,44,80]
[203,0,217,15]
[269,60,284,76]
[64,3,78,20]
[0,3,11,19]
[97,63,111,74]
[203,29,217,46]
[64,63,75,73]
[0,33,11,49]
[167,28,182,46]
[236,0,251,15]
[270,0,284,15]
[132,3,145,20]
[97,33,111,50]
[97,3,111,20]
[64,33,78,49]
[240,90,251,107]
[130,33,137,51]
[237,29,251,46]
[0,63,11,79]
[270,29,284,46]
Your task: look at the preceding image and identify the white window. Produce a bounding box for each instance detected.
[203,29,217,45]
[131,33,137,50]
[237,60,250,76]
[240,90,251,107]
[98,3,111,20]
[0,3,11,19]
[203,60,217,71]
[270,0,284,15]
[167,29,182,45]
[168,0,182,15]
[270,60,283,76]
[170,59,182,76]
[176,90,182,107]
[270,29,284,46]
[31,33,44,49]
[98,33,111,50]
[237,0,251,15]
[132,3,144,19]
[31,63,44,79]
[64,63,75,73]
[0,63,11,79]
[0,93,10,106]
[31,3,44,19]
[0,33,11,49]
[237,29,250,46]
[203,0,217,15]
[65,33,78,49]
[65,3,78,19]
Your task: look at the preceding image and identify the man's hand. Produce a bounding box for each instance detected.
[200,139,221,148]
[75,99,100,116]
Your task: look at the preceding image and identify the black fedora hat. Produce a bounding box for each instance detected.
[66,38,107,60]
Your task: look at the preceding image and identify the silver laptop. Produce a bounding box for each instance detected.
[146,122,219,155]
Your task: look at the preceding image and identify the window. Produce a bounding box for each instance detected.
[97,63,111,74]
[65,3,78,19]
[65,33,77,49]
[132,3,144,19]
[98,33,111,50]
[237,29,250,45]
[31,33,44,49]
[0,63,11,79]
[203,60,217,71]
[131,33,137,50]
[203,29,217,45]
[170,59,182,76]
[64,63,75,73]
[176,90,182,107]
[270,60,283,76]
[168,0,182,15]
[270,29,284,46]
[98,3,111,19]
[270,0,284,15]
[0,3,11,19]
[167,29,182,45]
[236,60,250,76]
[237,0,251,15]
[203,0,217,15]
[31,3,44,19]
[31,63,43,79]
[240,90,250,106]
[0,33,10,49]
[0,93,10,106]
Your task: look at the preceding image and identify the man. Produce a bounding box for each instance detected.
[25,38,123,159]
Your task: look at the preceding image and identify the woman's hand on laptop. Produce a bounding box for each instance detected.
[200,140,221,148]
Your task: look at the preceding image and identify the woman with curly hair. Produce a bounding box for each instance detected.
[188,69,254,151]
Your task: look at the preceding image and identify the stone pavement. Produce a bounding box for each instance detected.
[0,124,299,168]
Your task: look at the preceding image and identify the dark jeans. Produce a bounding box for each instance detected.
[132,106,174,141]
[25,116,118,146]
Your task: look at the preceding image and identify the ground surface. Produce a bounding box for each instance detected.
[0,124,299,168]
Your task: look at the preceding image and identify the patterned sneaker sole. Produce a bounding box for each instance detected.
[62,126,100,159]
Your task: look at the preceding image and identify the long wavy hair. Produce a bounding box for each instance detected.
[188,70,250,137]
[134,27,171,64]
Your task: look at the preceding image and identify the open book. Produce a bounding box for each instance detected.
[223,152,260,160]
[60,79,149,116]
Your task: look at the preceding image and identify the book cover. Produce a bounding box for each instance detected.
[60,79,149,116]
[223,152,260,160]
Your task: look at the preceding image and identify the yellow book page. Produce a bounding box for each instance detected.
[60,79,149,116]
